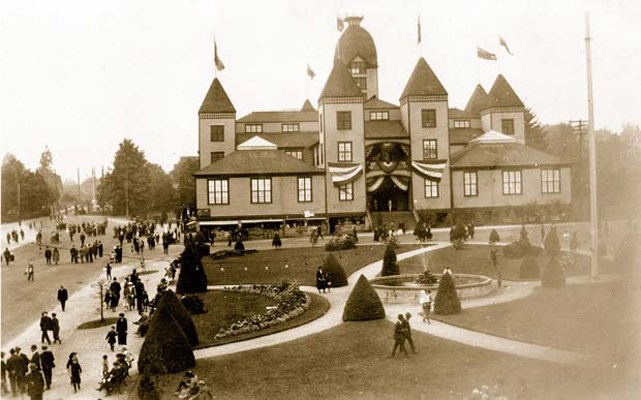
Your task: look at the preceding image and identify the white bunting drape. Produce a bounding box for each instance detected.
[412,160,446,181]
[390,175,409,191]
[328,163,363,185]
[366,176,386,193]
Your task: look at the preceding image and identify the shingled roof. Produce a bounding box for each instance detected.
[237,110,317,123]
[364,121,408,139]
[364,96,399,109]
[199,77,236,114]
[194,149,324,176]
[486,74,524,108]
[400,57,448,99]
[449,128,484,145]
[464,84,489,114]
[319,61,364,100]
[301,99,316,112]
[235,132,318,148]
[334,22,378,67]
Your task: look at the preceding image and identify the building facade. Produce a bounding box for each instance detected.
[194,16,572,231]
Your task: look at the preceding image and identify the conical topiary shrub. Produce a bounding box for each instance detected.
[519,255,540,279]
[381,243,399,276]
[342,275,385,321]
[137,374,161,400]
[138,308,195,375]
[544,227,561,256]
[489,229,501,245]
[176,243,208,294]
[434,273,461,315]
[541,255,566,288]
[155,290,199,346]
[323,253,348,287]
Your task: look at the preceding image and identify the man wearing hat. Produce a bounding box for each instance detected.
[39,346,55,390]
[116,313,128,345]
[39,312,52,345]
[25,362,45,400]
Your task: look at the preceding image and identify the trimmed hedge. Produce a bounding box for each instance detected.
[342,275,385,321]
[434,273,461,315]
[323,254,348,287]
[137,375,161,400]
[489,229,501,244]
[544,227,561,256]
[541,255,566,288]
[176,244,208,294]
[138,307,195,375]
[155,290,199,346]
[325,236,357,251]
[519,255,540,279]
[381,244,399,276]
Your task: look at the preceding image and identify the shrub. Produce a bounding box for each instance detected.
[342,275,385,321]
[415,270,438,285]
[519,255,540,279]
[155,290,199,346]
[176,244,208,294]
[541,255,566,288]
[181,295,206,315]
[489,229,501,245]
[325,235,357,251]
[138,308,195,375]
[544,226,561,256]
[503,241,542,259]
[323,254,348,287]
[137,375,160,400]
[381,243,399,276]
[434,273,461,315]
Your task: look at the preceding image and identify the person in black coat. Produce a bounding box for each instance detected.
[39,313,52,345]
[57,285,68,311]
[116,314,128,345]
[25,363,45,400]
[39,346,54,390]
[109,278,121,311]
[29,346,40,371]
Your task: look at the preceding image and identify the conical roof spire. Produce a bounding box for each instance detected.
[301,99,316,112]
[486,74,524,108]
[199,77,236,114]
[319,61,363,100]
[464,84,489,114]
[400,57,447,100]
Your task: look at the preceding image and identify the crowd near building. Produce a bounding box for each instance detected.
[194,15,572,233]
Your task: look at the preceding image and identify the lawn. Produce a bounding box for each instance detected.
[398,244,592,280]
[150,319,635,400]
[192,290,330,348]
[203,244,420,286]
[432,279,641,385]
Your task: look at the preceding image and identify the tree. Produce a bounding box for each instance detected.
[524,107,546,151]
[176,243,208,294]
[1,154,26,220]
[146,163,175,214]
[172,156,199,212]
[342,275,385,321]
[434,272,461,315]
[37,146,61,205]
[323,253,348,287]
[154,290,199,346]
[381,243,399,276]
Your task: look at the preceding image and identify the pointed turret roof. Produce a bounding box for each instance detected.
[464,84,489,114]
[199,77,236,114]
[486,74,524,108]
[301,99,316,112]
[400,58,447,99]
[319,61,363,100]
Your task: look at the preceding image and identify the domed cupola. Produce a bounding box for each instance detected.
[334,15,379,99]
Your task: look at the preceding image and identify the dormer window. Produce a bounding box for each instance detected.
[453,120,471,128]
[282,123,300,132]
[245,124,263,133]
[350,62,366,75]
[370,111,389,121]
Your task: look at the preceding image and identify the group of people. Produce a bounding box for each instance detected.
[315,266,332,294]
[2,345,55,399]
[39,311,62,345]
[392,312,417,358]
[5,228,24,244]
[68,240,104,264]
[96,347,134,395]
[174,371,214,399]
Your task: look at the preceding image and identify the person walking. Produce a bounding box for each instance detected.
[1,351,7,396]
[109,278,121,311]
[105,327,118,351]
[419,289,432,324]
[29,346,41,371]
[403,312,417,354]
[52,247,60,265]
[106,263,112,280]
[6,349,21,395]
[39,312,52,345]
[44,247,52,265]
[57,285,68,311]
[16,347,29,394]
[391,314,409,358]
[25,362,45,400]
[67,354,82,393]
[3,247,11,266]
[315,266,326,294]
[26,263,35,281]
[39,346,55,390]
[116,314,128,345]
[51,313,62,344]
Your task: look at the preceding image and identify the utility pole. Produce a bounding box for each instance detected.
[570,119,588,161]
[125,165,129,219]
[584,13,599,278]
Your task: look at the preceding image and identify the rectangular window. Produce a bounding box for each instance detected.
[337,111,352,130]
[424,179,439,198]
[210,152,224,164]
[464,171,478,197]
[354,77,367,90]
[338,182,354,201]
[338,141,353,162]
[250,178,272,204]
[453,120,471,128]
[210,125,224,142]
[502,170,522,195]
[245,124,263,133]
[501,119,515,135]
[350,62,366,75]
[421,109,437,128]
[282,123,300,132]
[285,149,304,160]
[541,169,561,193]
[297,177,312,202]
[207,179,229,205]
[369,111,389,121]
[422,139,438,159]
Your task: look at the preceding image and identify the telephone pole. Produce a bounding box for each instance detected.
[570,119,588,161]
[125,165,130,219]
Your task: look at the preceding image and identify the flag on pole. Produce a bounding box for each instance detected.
[337,16,344,32]
[417,15,422,44]
[477,46,497,60]
[307,64,316,79]
[499,36,514,55]
[214,39,225,71]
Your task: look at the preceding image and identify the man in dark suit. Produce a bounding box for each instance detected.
[25,362,45,400]
[39,313,52,345]
[16,347,29,393]
[29,346,40,371]
[39,346,55,390]
[57,286,68,311]
[116,313,128,345]
[50,313,61,344]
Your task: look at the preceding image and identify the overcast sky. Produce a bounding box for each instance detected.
[1,0,639,181]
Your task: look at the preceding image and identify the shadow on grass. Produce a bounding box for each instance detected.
[77,317,118,329]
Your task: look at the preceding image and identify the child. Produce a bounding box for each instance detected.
[105,326,117,351]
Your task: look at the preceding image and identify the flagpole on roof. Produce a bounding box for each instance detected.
[214,35,217,78]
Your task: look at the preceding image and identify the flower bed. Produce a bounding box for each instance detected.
[214,282,310,340]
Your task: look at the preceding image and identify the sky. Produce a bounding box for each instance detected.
[1,0,640,181]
